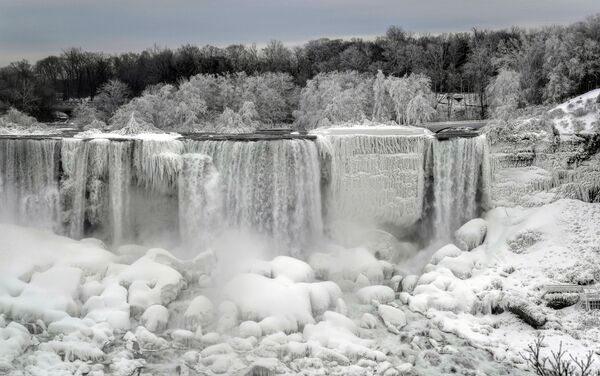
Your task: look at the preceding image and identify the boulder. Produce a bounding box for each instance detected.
[454,218,487,251]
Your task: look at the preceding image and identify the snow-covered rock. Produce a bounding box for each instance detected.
[184,295,214,330]
[239,320,262,338]
[140,305,169,332]
[377,304,407,333]
[356,285,395,304]
[270,256,315,282]
[454,218,487,251]
[430,244,462,265]
[224,273,315,333]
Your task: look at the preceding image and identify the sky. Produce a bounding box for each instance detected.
[0,0,598,66]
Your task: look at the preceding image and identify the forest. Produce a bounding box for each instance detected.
[0,14,599,130]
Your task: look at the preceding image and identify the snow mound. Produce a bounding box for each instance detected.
[224,273,315,333]
[270,256,315,282]
[377,304,407,333]
[309,247,385,287]
[140,305,169,332]
[356,285,395,304]
[116,253,186,307]
[185,295,215,330]
[429,244,463,265]
[454,218,487,251]
[0,322,30,370]
[409,268,478,314]
[0,224,114,279]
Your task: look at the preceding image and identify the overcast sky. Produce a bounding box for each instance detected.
[1,0,598,66]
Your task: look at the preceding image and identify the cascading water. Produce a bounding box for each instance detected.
[0,139,60,229]
[108,141,133,246]
[0,132,491,254]
[184,139,323,253]
[61,139,90,239]
[178,153,222,252]
[431,136,490,240]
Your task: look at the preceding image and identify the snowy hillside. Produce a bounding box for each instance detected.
[550,89,600,134]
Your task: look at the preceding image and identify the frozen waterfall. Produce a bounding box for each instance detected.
[0,131,492,253]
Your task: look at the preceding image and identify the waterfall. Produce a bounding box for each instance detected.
[184,139,323,253]
[431,136,489,240]
[0,139,60,229]
[109,141,133,246]
[178,153,222,252]
[0,132,492,253]
[61,139,90,239]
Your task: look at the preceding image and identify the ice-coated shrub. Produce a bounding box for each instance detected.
[507,230,543,254]
[294,71,373,130]
[544,292,579,309]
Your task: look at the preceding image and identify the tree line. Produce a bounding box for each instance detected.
[1,14,599,122]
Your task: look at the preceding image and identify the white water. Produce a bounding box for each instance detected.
[178,153,222,252]
[184,140,323,254]
[0,139,60,229]
[0,133,491,252]
[108,141,132,246]
[61,139,90,239]
[431,136,490,240]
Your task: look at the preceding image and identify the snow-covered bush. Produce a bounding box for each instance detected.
[294,71,373,130]
[110,83,207,131]
[507,230,542,254]
[94,79,131,121]
[0,107,39,127]
[486,68,521,119]
[386,73,435,125]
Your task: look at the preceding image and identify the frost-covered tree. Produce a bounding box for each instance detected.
[386,73,434,125]
[294,71,373,130]
[94,79,131,121]
[372,70,391,122]
[542,35,576,104]
[486,68,521,119]
[72,102,105,129]
[406,94,436,124]
[110,84,206,130]
[214,106,255,133]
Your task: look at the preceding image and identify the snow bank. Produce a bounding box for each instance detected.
[270,256,315,282]
[550,89,600,134]
[0,224,114,279]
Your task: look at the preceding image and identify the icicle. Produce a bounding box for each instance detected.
[133,140,183,194]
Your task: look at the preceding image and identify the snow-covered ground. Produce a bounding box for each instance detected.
[550,89,600,134]
[1,197,599,375]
